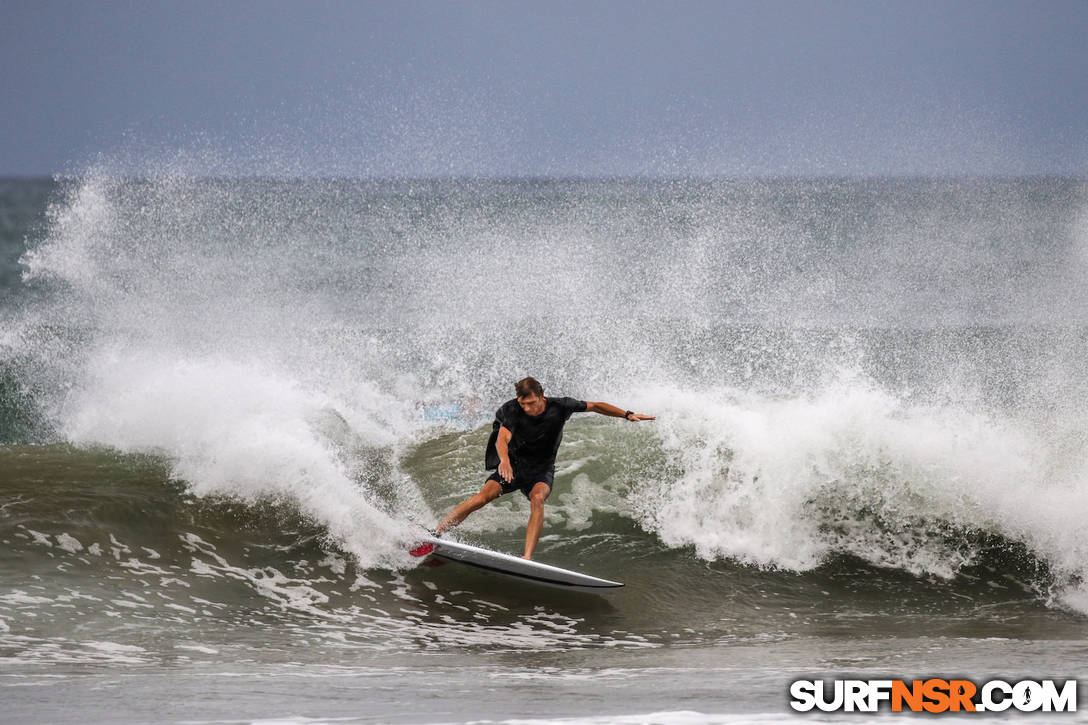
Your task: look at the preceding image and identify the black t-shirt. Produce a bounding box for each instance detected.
[484,397,588,472]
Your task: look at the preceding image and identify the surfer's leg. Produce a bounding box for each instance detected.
[522,481,551,560]
[435,478,504,534]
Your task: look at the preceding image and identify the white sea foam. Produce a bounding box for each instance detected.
[429,713,841,725]
[634,376,1088,608]
[60,350,418,569]
[15,171,1088,614]
[81,641,145,654]
[18,171,441,572]
[0,592,54,606]
[55,533,83,553]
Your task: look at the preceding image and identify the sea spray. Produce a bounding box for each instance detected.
[16,171,437,567]
[58,349,419,569]
[635,374,1088,606]
[6,170,1088,607]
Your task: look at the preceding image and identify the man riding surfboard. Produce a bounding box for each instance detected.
[426,376,655,559]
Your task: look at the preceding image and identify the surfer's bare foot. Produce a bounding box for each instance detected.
[521,554,533,560]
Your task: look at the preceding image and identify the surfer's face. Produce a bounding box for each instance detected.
[517,393,546,416]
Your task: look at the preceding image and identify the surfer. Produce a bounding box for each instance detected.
[432,376,654,560]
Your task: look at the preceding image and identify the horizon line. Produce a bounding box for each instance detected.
[2,172,1086,183]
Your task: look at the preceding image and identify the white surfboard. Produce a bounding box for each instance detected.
[411,536,623,593]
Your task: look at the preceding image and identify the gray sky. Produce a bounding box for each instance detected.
[2,0,1086,177]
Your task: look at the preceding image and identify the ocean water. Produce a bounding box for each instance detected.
[2,173,1088,723]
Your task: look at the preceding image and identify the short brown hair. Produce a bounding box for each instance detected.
[515,376,544,398]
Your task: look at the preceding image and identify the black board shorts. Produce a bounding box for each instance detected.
[487,468,554,498]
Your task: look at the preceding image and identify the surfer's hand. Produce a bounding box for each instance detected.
[499,460,513,482]
[627,413,656,421]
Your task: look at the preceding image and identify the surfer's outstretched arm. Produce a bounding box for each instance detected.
[585,401,655,421]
